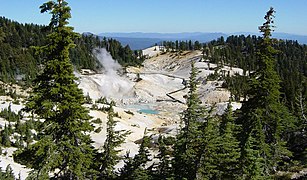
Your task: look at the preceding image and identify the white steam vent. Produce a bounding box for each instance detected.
[78,48,135,100]
[94,48,122,75]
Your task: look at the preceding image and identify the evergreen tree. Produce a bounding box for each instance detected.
[240,131,266,180]
[286,75,307,172]
[96,103,130,179]
[1,124,11,147]
[0,27,5,43]
[237,7,293,177]
[119,130,151,180]
[130,133,152,180]
[197,115,220,179]
[153,135,173,179]
[217,102,241,179]
[24,122,32,147]
[14,0,94,179]
[118,151,134,179]
[0,165,16,180]
[173,61,204,180]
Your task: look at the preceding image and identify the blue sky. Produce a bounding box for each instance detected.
[1,0,306,35]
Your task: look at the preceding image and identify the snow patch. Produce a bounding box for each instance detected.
[0,147,31,180]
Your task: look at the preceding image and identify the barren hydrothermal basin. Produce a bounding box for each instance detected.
[78,47,243,122]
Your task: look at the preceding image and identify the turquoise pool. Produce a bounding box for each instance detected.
[124,104,159,115]
[138,109,159,114]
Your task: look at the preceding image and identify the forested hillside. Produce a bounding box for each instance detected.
[204,35,307,121]
[204,35,307,174]
[0,16,142,84]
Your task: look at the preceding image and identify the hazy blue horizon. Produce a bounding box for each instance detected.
[1,0,306,35]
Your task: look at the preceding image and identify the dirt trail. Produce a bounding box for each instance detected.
[140,56,203,104]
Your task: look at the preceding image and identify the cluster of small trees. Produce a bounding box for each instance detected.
[0,165,17,180]
[0,105,36,149]
[162,40,203,52]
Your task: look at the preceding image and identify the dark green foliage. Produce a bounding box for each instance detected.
[152,136,173,179]
[217,103,241,179]
[96,96,108,104]
[14,1,94,179]
[224,74,249,101]
[72,35,142,69]
[172,61,233,180]
[206,22,307,172]
[0,3,306,179]
[0,16,47,84]
[287,78,307,164]
[240,132,266,180]
[208,35,307,115]
[197,116,220,179]
[206,70,220,81]
[118,152,134,180]
[0,165,16,180]
[14,118,35,147]
[162,40,203,51]
[24,122,33,147]
[92,118,102,124]
[95,104,130,179]
[205,33,307,126]
[173,61,204,180]
[0,105,21,122]
[237,7,294,177]
[119,132,152,180]
[1,124,11,147]
[94,126,102,133]
[0,84,6,96]
[0,16,141,84]
[129,134,152,180]
[84,93,93,104]
[125,110,134,116]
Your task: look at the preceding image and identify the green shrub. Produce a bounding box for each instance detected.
[94,127,102,133]
[92,118,102,124]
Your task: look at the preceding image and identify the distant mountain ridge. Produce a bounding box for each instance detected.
[91,32,307,50]
[98,32,228,50]
[99,32,227,39]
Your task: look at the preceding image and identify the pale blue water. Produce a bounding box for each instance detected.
[138,109,159,114]
[124,104,159,115]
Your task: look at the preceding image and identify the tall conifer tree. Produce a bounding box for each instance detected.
[153,135,173,179]
[15,0,94,179]
[197,115,220,179]
[173,61,204,180]
[119,131,151,180]
[237,7,293,177]
[217,102,241,179]
[96,103,130,179]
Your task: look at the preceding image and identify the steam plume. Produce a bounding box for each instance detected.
[93,48,134,98]
[94,48,121,75]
